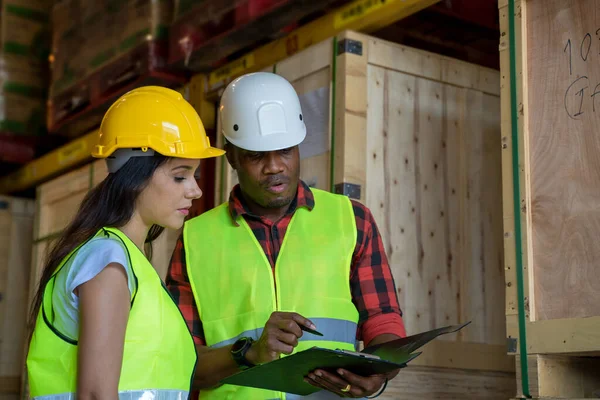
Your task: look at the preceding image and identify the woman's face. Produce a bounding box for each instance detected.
[136,157,202,230]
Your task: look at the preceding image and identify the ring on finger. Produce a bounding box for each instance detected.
[341,384,351,393]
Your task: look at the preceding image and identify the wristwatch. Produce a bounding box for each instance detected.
[231,337,255,369]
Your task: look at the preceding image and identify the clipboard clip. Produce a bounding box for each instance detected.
[336,349,381,360]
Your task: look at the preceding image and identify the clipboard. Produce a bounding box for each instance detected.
[220,321,471,396]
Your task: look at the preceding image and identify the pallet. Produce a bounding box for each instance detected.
[168,0,350,72]
[47,40,187,138]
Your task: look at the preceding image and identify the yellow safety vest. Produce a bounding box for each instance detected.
[184,188,359,399]
[26,227,197,399]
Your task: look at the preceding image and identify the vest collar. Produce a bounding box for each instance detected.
[227,180,315,226]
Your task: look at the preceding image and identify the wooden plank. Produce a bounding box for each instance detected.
[516,354,600,398]
[367,64,422,333]
[443,80,467,343]
[276,39,333,85]
[0,196,34,385]
[367,37,501,96]
[37,163,91,240]
[526,316,600,355]
[411,340,515,373]
[499,0,526,348]
[416,76,449,336]
[381,365,515,399]
[91,159,108,186]
[481,93,506,346]
[334,30,369,201]
[463,89,486,345]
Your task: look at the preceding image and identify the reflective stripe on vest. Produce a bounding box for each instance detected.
[26,227,197,398]
[210,318,359,349]
[32,390,190,400]
[184,188,359,400]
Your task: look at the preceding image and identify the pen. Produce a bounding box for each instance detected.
[301,325,323,336]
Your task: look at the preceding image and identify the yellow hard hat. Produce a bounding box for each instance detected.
[92,86,225,165]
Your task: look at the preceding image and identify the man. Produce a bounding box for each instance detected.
[166,72,406,399]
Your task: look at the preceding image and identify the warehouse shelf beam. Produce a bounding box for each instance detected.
[205,0,441,94]
[0,130,99,194]
[0,0,439,195]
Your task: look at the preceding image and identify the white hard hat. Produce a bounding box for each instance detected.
[218,72,306,152]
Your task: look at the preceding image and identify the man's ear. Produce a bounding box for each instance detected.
[224,141,237,170]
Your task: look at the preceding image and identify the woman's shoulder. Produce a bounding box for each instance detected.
[65,235,134,287]
[75,234,130,260]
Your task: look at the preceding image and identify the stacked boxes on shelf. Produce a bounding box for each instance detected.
[168,0,348,72]
[48,0,175,132]
[0,0,51,138]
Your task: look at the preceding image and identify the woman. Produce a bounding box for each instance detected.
[26,86,224,399]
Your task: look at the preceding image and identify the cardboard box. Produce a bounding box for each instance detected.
[0,0,51,62]
[0,55,46,135]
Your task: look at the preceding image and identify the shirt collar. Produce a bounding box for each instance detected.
[228,180,315,225]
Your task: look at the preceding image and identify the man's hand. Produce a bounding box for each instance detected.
[245,311,316,365]
[304,368,389,398]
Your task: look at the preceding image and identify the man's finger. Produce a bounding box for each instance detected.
[304,377,335,395]
[307,372,350,397]
[277,318,303,337]
[266,337,294,355]
[290,312,317,331]
[275,330,299,347]
[336,369,385,393]
[311,370,355,393]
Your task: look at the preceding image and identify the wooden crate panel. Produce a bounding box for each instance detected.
[91,159,109,186]
[363,40,504,345]
[37,163,91,240]
[28,241,49,311]
[523,0,600,322]
[500,0,600,355]
[0,196,34,386]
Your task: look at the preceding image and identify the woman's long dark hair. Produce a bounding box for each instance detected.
[28,153,170,333]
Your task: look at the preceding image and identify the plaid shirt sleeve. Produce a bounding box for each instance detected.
[165,234,206,345]
[350,200,407,345]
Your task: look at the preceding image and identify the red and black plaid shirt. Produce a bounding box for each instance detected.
[166,181,406,347]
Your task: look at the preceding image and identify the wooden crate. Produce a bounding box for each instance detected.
[212,29,514,398]
[0,195,34,400]
[499,0,600,398]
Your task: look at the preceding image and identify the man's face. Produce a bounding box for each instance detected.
[229,145,300,210]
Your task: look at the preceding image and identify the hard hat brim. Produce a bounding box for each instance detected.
[197,146,226,158]
[224,127,306,152]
